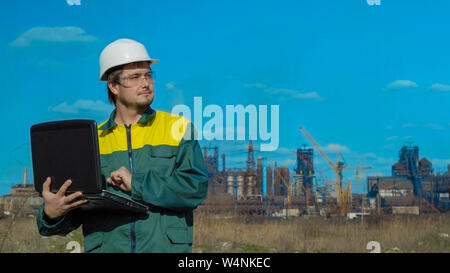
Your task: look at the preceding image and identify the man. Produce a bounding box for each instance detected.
[37,38,209,253]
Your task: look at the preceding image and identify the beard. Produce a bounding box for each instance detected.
[118,89,154,111]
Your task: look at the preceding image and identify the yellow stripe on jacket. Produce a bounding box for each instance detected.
[97,110,191,155]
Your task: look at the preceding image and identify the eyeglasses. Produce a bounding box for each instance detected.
[118,70,154,88]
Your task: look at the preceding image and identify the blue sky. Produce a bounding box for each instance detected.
[0,0,449,195]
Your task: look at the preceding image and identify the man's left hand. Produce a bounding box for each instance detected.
[107,166,132,192]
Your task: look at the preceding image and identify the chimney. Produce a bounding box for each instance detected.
[22,167,28,186]
[222,153,226,174]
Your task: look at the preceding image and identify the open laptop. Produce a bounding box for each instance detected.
[30,119,149,213]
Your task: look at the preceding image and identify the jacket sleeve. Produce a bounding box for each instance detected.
[131,123,209,211]
[36,203,82,236]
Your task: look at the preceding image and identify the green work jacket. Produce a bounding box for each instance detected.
[36,107,209,253]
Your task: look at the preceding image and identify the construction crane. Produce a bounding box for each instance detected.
[361,156,368,223]
[299,126,347,208]
[340,179,352,216]
[278,172,310,216]
[340,164,373,210]
[353,165,372,194]
[319,164,371,192]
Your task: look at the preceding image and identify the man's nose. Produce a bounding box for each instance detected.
[140,76,151,88]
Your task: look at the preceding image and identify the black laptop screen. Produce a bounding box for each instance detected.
[31,120,102,194]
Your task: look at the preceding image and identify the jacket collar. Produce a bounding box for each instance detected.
[99,107,156,130]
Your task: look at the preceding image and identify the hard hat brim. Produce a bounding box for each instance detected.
[99,59,160,81]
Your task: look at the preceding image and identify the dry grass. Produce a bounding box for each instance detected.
[193,213,450,253]
[0,217,83,253]
[0,213,448,253]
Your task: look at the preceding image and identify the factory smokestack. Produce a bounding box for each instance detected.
[22,168,28,186]
[222,153,226,174]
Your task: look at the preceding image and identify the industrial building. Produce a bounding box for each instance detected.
[368,145,450,213]
[198,139,450,217]
[199,140,320,216]
[1,139,449,219]
[0,168,42,218]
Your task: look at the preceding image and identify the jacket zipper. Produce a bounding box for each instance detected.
[125,124,137,253]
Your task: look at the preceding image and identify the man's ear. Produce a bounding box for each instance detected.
[108,81,120,96]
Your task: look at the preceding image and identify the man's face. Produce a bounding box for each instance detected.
[109,61,154,110]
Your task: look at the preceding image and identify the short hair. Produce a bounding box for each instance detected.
[105,65,124,105]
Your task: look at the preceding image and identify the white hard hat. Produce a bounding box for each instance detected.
[99,38,160,81]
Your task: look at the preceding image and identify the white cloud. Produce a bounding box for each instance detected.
[430,83,450,92]
[49,99,113,114]
[402,123,417,128]
[165,81,185,108]
[323,144,350,153]
[9,26,95,47]
[245,83,323,101]
[66,0,81,5]
[424,123,444,130]
[386,80,418,89]
[267,88,323,100]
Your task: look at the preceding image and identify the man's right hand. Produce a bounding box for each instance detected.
[42,177,88,220]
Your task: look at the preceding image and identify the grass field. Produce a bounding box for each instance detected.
[193,213,450,253]
[0,213,449,253]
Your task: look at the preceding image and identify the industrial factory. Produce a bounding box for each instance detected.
[198,127,450,218]
[0,168,42,218]
[1,127,449,219]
